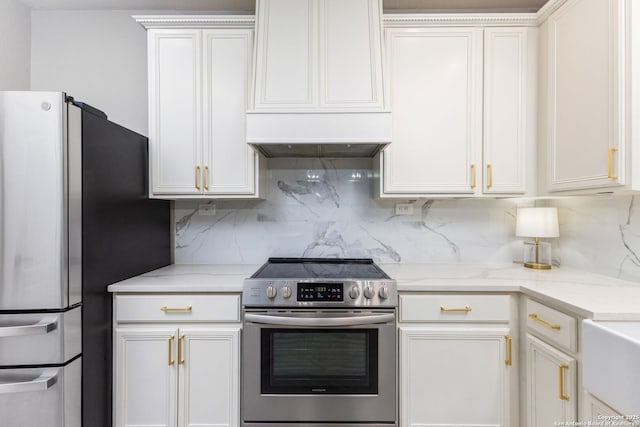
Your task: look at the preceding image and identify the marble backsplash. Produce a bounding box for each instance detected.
[552,195,640,283]
[173,158,640,284]
[175,159,521,265]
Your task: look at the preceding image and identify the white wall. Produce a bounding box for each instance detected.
[0,0,31,90]
[31,10,148,135]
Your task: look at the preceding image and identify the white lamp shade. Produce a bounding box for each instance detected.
[516,207,559,238]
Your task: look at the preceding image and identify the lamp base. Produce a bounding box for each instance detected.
[524,262,552,270]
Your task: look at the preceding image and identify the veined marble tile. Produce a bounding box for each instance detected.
[174,159,520,265]
[551,195,640,283]
[173,159,640,284]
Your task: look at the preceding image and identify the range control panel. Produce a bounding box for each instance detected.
[297,283,344,302]
[242,279,397,307]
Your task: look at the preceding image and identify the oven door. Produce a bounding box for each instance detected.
[242,309,396,424]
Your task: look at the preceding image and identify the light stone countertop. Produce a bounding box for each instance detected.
[108,263,640,321]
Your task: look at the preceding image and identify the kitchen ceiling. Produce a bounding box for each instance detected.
[20,0,547,12]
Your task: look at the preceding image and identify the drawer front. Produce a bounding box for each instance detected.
[525,298,577,353]
[399,294,511,323]
[115,294,240,323]
[0,306,81,366]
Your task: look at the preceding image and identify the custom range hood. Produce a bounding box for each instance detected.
[246,0,391,158]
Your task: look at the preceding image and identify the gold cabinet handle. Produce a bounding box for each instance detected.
[178,334,185,365]
[608,147,618,180]
[161,305,193,313]
[528,313,561,330]
[195,165,201,190]
[559,363,570,401]
[487,164,493,189]
[440,305,472,312]
[168,335,175,366]
[470,164,476,189]
[203,166,209,191]
[505,335,512,366]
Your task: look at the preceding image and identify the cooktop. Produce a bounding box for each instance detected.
[250,257,391,280]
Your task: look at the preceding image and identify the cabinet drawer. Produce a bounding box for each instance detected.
[525,299,577,353]
[115,294,240,323]
[399,294,510,323]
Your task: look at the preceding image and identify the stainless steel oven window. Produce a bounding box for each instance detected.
[261,328,378,394]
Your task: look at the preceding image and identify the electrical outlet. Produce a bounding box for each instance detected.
[198,204,216,216]
[395,203,414,216]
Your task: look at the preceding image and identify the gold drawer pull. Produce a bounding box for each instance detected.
[161,305,193,313]
[559,364,570,401]
[528,313,561,330]
[487,164,493,189]
[505,335,512,366]
[168,335,175,366]
[178,334,185,365]
[195,165,201,190]
[608,147,618,180]
[440,305,472,313]
[470,164,476,189]
[204,166,209,191]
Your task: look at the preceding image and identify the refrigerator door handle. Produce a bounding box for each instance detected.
[0,318,58,337]
[0,369,58,394]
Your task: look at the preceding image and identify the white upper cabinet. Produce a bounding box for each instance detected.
[484,27,537,195]
[377,20,536,198]
[148,29,203,196]
[380,27,482,196]
[202,29,257,196]
[142,18,263,199]
[252,0,384,111]
[541,0,628,193]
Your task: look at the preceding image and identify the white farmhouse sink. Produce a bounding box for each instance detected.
[583,320,640,416]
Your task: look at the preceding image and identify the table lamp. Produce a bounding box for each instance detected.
[515,207,559,270]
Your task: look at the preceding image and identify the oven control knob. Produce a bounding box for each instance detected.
[281,286,292,299]
[266,285,277,299]
[348,285,360,299]
[378,286,389,299]
[363,285,375,299]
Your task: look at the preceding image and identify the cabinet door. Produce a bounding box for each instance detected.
[383,28,483,195]
[202,30,257,195]
[178,328,240,427]
[400,326,512,427]
[526,334,577,427]
[584,393,624,423]
[546,0,625,192]
[483,27,535,194]
[148,29,203,195]
[114,327,179,427]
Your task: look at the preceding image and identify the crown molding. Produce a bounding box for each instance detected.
[383,13,539,27]
[134,0,570,31]
[535,0,570,23]
[133,15,255,29]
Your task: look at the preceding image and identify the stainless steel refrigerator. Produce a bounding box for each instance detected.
[0,91,171,427]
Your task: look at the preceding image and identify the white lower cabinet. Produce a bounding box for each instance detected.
[115,327,178,427]
[400,326,513,427]
[524,297,581,427]
[398,294,516,427]
[526,334,577,426]
[113,294,240,427]
[584,392,624,423]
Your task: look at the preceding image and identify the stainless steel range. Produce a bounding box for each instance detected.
[242,258,397,427]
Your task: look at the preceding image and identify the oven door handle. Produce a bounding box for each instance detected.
[244,313,395,327]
